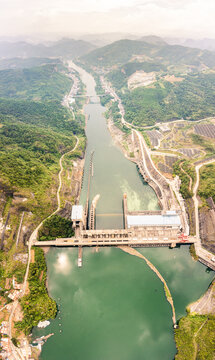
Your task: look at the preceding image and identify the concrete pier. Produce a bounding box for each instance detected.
[34,228,196,248]
[78,247,82,267]
[123,193,128,229]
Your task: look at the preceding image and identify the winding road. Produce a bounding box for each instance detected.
[8,135,79,359]
[102,78,190,234]
[192,158,215,269]
[193,159,215,241]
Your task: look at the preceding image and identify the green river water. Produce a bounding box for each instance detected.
[34,66,214,360]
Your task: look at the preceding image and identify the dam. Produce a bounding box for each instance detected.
[35,63,214,360]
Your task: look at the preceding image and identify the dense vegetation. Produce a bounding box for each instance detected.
[107,61,166,90]
[0,59,86,341]
[94,74,113,106]
[0,57,62,70]
[0,61,86,241]
[198,163,215,202]
[173,160,195,199]
[82,40,156,66]
[0,63,85,195]
[122,84,174,126]
[38,215,74,241]
[0,98,84,135]
[81,38,215,127]
[175,314,215,360]
[81,39,215,68]
[0,64,72,101]
[0,120,75,189]
[120,73,215,126]
[0,250,26,289]
[16,248,57,335]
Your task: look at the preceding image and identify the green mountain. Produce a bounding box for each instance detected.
[121,72,215,126]
[139,35,167,46]
[0,116,75,189]
[106,61,166,90]
[81,39,215,68]
[81,40,155,66]
[0,98,84,135]
[47,38,96,57]
[0,62,83,196]
[0,57,61,70]
[166,37,215,52]
[79,32,139,47]
[81,39,215,127]
[0,38,96,59]
[0,64,72,101]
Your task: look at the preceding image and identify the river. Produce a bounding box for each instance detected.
[34,65,214,360]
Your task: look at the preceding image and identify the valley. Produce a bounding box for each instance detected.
[0,35,214,360]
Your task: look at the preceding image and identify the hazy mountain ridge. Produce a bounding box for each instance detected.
[165,37,215,52]
[81,38,215,68]
[78,32,140,47]
[80,37,215,128]
[81,39,157,66]
[0,38,96,59]
[0,57,61,70]
[139,35,167,46]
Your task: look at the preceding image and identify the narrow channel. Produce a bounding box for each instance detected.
[77,65,159,228]
[34,65,214,360]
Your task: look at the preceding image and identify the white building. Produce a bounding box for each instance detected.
[127,211,181,230]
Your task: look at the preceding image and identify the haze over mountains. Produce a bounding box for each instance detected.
[165,37,215,52]
[0,34,215,62]
[0,38,96,59]
[80,38,215,69]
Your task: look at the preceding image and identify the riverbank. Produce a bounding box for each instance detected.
[2,64,85,358]
[98,74,215,360]
[36,64,214,360]
[107,118,134,160]
[188,280,215,315]
[175,312,215,359]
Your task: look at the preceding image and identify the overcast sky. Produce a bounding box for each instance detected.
[0,0,215,40]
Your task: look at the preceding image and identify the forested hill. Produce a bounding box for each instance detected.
[81,38,215,68]
[0,38,96,59]
[81,40,156,66]
[0,57,85,340]
[0,57,62,70]
[0,61,83,198]
[0,98,84,135]
[0,64,72,101]
[80,38,215,127]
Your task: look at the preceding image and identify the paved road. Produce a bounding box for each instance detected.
[192,159,215,269]
[101,80,190,235]
[193,159,215,241]
[134,129,166,205]
[8,136,79,359]
[100,75,214,269]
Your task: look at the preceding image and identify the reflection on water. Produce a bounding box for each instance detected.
[35,247,213,360]
[36,65,214,360]
[54,253,72,275]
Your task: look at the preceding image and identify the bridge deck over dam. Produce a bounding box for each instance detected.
[72,94,107,98]
[33,228,196,247]
[34,193,192,248]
